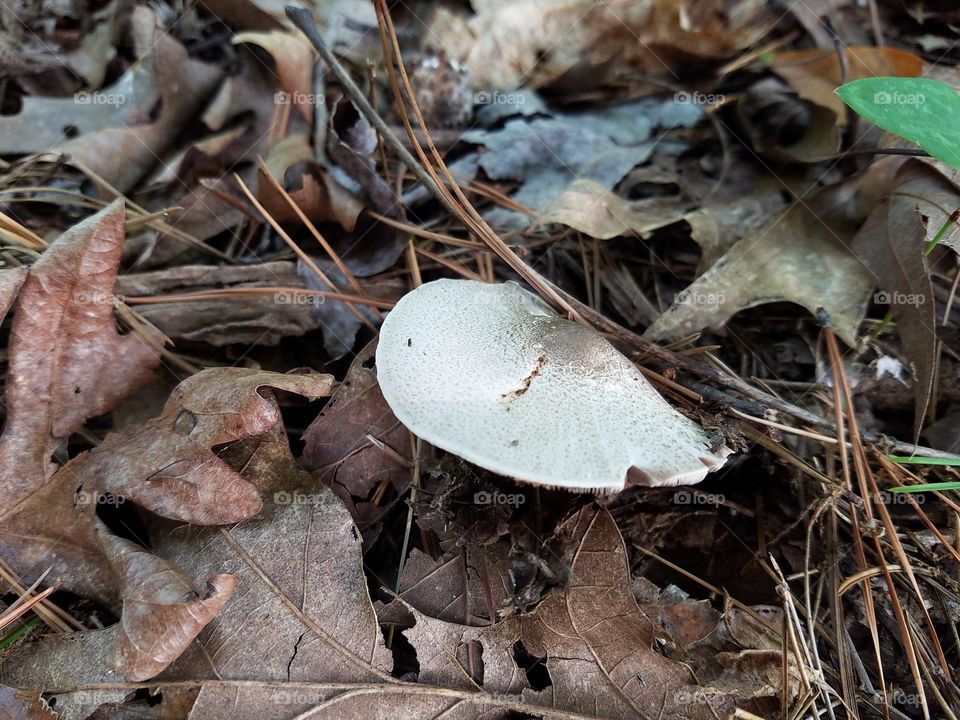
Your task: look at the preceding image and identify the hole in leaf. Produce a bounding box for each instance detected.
[512,639,551,690]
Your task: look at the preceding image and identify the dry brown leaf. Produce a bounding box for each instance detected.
[383,507,743,719]
[540,179,690,239]
[770,46,924,120]
[848,158,960,433]
[4,369,335,694]
[737,78,841,163]
[233,31,315,123]
[645,163,895,346]
[0,200,162,510]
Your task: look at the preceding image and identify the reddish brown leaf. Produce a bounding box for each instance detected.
[0,199,163,510]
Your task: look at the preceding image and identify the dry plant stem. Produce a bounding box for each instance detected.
[64,158,235,262]
[0,557,81,632]
[126,287,393,310]
[0,584,57,632]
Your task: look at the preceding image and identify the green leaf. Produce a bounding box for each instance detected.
[886,481,960,493]
[836,77,960,169]
[887,455,960,467]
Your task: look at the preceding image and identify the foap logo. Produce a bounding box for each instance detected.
[874,290,926,306]
[75,90,127,106]
[675,290,725,307]
[673,490,724,506]
[873,90,924,106]
[473,490,526,507]
[474,91,525,106]
[673,689,717,704]
[274,291,325,307]
[75,490,126,507]
[876,490,924,506]
[73,291,121,305]
[274,490,324,506]
[674,91,724,106]
[274,91,324,106]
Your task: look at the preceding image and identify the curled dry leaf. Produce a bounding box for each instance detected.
[232,31,315,123]
[5,425,393,720]
[848,158,960,433]
[376,279,731,492]
[380,507,783,719]
[4,369,335,693]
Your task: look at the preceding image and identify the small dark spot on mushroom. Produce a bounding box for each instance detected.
[510,440,519,447]
[407,338,412,347]
[74,387,81,394]
[173,410,197,435]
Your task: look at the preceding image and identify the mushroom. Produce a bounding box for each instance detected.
[376,279,731,492]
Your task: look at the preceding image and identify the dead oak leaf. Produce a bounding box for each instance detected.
[383,507,739,720]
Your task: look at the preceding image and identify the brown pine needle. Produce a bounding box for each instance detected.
[233,174,378,333]
[255,156,380,319]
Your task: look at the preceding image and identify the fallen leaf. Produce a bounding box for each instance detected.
[3,369,334,690]
[645,163,894,346]
[0,201,162,509]
[453,99,702,230]
[848,159,960,433]
[737,78,841,163]
[771,46,923,120]
[384,507,750,719]
[0,686,55,720]
[232,31,315,123]
[302,340,410,502]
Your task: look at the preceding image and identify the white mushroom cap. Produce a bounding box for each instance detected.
[376,279,731,492]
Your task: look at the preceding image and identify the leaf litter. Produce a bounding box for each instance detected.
[0,2,959,719]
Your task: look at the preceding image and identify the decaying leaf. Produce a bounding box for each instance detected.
[0,686,56,720]
[0,201,162,509]
[302,340,410,506]
[383,507,792,719]
[450,99,702,230]
[848,158,960,432]
[645,162,896,346]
